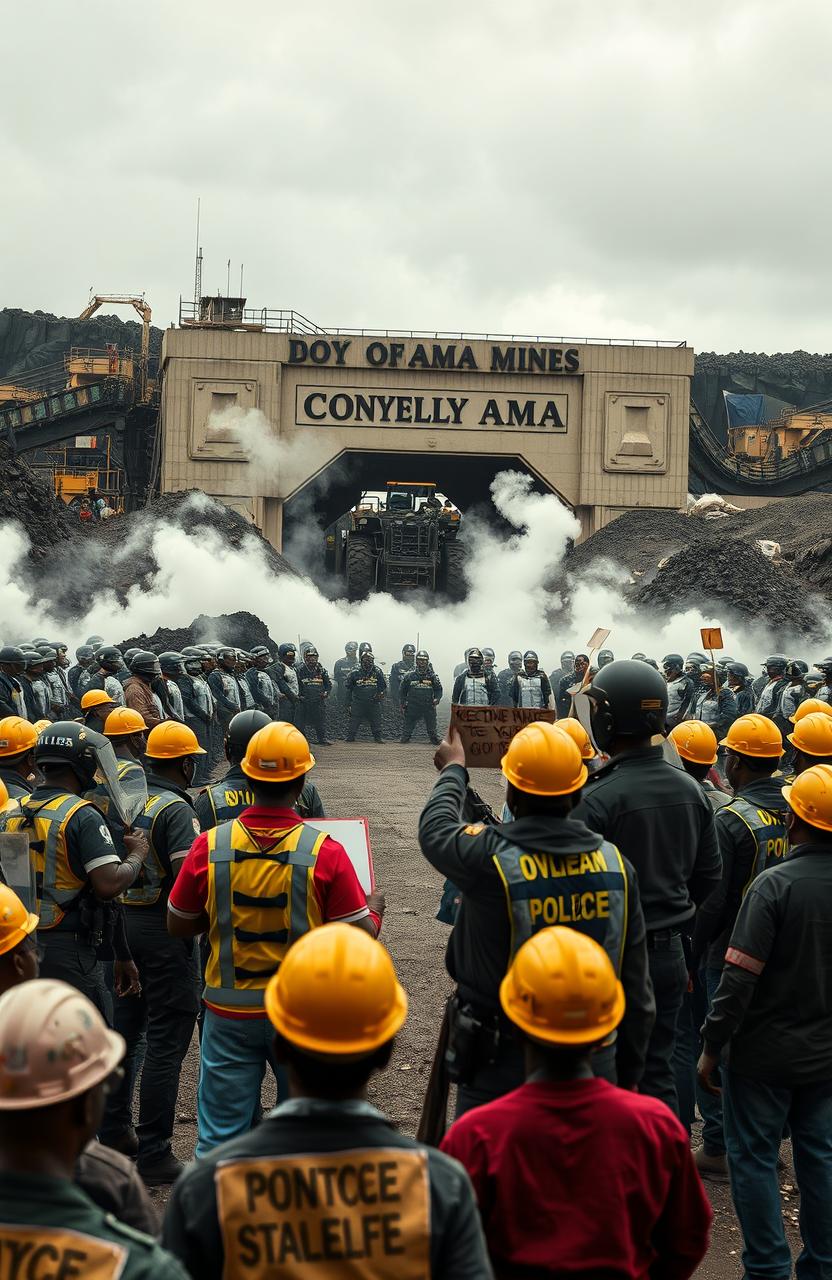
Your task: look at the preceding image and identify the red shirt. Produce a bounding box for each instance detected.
[441,1078,712,1279]
[169,806,375,1018]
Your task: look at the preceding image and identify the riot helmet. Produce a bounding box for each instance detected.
[96,646,123,673]
[129,650,162,678]
[598,649,615,668]
[0,647,26,674]
[159,651,186,677]
[468,648,484,674]
[35,721,106,789]
[226,709,272,761]
[415,650,430,672]
[508,650,523,672]
[523,650,539,675]
[662,653,684,678]
[586,659,669,752]
[345,641,358,654]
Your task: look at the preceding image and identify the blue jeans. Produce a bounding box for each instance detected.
[723,1068,832,1279]
[696,965,726,1154]
[196,1009,287,1157]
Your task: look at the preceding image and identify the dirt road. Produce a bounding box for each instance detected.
[160,740,799,1275]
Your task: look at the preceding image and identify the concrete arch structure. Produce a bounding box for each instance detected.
[159,326,693,548]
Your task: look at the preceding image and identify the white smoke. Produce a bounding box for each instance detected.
[206,405,316,498]
[0,471,819,677]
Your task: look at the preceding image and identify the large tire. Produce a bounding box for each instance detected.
[345,536,375,600]
[443,541,467,602]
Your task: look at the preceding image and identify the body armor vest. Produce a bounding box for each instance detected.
[726,796,789,889]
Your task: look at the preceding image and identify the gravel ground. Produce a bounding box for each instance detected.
[146,741,800,1275]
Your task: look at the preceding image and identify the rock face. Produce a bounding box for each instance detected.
[0,440,74,557]
[693,351,832,441]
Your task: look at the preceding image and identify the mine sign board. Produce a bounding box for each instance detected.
[451,705,557,768]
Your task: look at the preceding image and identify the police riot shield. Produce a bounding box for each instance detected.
[0,833,36,913]
[92,738,148,827]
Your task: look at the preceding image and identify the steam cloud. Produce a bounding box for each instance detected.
[0,472,820,674]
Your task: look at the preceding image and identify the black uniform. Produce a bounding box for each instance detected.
[390,657,416,702]
[0,766,32,801]
[400,669,443,743]
[162,1098,491,1280]
[419,764,655,1113]
[573,746,721,1114]
[692,775,788,972]
[555,672,576,719]
[195,765,324,831]
[496,665,521,707]
[296,661,333,744]
[245,666,279,717]
[0,670,24,718]
[332,655,359,706]
[101,773,200,1172]
[345,666,387,741]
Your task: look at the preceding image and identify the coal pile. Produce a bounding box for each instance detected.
[634,538,825,642]
[0,441,74,559]
[118,611,277,656]
[35,490,298,618]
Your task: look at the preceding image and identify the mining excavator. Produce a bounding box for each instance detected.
[341,482,466,600]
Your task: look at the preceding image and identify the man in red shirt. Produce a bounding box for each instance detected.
[441,927,712,1279]
[168,722,383,1155]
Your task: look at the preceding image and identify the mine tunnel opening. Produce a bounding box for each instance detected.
[281,449,571,594]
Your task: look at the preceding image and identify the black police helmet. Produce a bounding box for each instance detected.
[97,645,123,669]
[587,659,669,751]
[764,655,788,672]
[35,721,105,788]
[727,661,749,679]
[226,709,271,758]
[402,644,416,656]
[0,646,26,667]
[662,653,684,673]
[159,651,186,675]
[130,650,162,676]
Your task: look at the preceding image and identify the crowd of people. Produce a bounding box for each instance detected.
[0,629,830,1277]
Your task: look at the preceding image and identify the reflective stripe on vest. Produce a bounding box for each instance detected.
[463,675,490,705]
[122,790,181,906]
[204,820,326,1009]
[4,794,87,927]
[726,796,789,888]
[492,839,628,973]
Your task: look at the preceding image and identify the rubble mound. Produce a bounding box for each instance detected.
[634,538,825,642]
[118,611,277,656]
[0,441,74,558]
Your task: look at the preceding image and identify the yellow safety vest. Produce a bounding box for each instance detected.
[0,793,88,928]
[204,819,326,1011]
[122,789,183,907]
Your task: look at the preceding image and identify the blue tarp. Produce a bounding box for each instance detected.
[723,391,794,428]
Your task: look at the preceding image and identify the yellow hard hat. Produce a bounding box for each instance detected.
[555,718,596,761]
[145,721,206,759]
[720,713,783,759]
[242,722,315,783]
[788,712,832,760]
[0,979,124,1109]
[265,923,407,1057]
[0,717,37,758]
[80,689,116,711]
[782,763,832,833]
[103,707,148,737]
[500,926,625,1046]
[669,720,719,766]
[0,884,38,957]
[791,698,832,725]
[32,719,51,734]
[501,723,588,797]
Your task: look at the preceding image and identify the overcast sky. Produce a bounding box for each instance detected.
[4,0,830,353]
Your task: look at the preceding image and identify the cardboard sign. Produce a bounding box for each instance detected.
[586,627,611,652]
[700,627,724,651]
[303,818,374,893]
[451,705,556,768]
[0,1226,127,1279]
[216,1147,430,1279]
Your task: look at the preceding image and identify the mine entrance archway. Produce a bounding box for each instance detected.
[280,449,572,585]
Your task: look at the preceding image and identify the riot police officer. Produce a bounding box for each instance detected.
[245,647,279,717]
[158,653,187,721]
[0,722,148,1004]
[419,722,654,1114]
[400,651,443,744]
[390,644,417,702]
[66,644,95,701]
[273,643,301,723]
[124,651,166,730]
[178,649,214,781]
[511,651,553,709]
[345,650,387,741]
[195,709,325,830]
[754,655,789,714]
[452,648,499,705]
[0,647,27,718]
[663,654,695,728]
[497,651,523,706]
[333,641,359,706]
[555,653,589,719]
[207,647,240,768]
[296,646,332,744]
[726,661,755,714]
[85,646,127,707]
[100,722,204,1186]
[573,660,721,1115]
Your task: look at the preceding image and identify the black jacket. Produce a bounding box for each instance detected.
[703,843,832,1085]
[400,669,443,708]
[573,746,721,930]
[0,671,23,718]
[162,1098,491,1280]
[418,764,655,1087]
[346,666,386,702]
[692,774,788,969]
